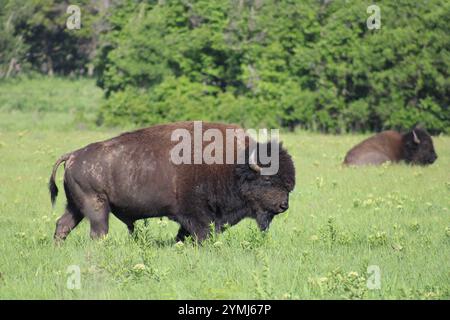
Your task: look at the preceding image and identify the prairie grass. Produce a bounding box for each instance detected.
[0,79,448,299]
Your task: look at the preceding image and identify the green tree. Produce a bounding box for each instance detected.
[96,0,450,133]
[1,0,105,76]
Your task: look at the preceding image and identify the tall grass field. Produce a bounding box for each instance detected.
[0,78,448,299]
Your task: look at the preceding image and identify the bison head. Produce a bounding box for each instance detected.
[403,128,437,165]
[236,141,296,231]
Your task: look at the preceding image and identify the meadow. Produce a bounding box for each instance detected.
[0,78,449,299]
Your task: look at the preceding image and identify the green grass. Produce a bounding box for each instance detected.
[0,79,449,299]
[0,76,102,114]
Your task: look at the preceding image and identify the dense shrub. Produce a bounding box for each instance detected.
[95,0,449,133]
[1,0,448,132]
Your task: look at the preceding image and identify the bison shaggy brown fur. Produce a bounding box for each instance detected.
[343,128,437,166]
[49,121,296,242]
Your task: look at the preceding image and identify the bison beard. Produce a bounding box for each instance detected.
[256,213,274,232]
[49,121,296,243]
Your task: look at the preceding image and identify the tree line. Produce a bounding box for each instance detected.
[1,0,449,133]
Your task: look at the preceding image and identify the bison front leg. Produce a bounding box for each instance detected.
[175,226,191,242]
[127,222,135,234]
[177,210,211,243]
[193,228,209,242]
[184,222,210,243]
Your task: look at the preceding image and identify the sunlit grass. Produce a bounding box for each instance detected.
[0,110,449,299]
[0,74,450,299]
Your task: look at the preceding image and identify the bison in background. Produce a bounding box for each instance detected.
[343,127,437,166]
[49,121,296,242]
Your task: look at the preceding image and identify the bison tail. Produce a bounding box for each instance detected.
[49,153,70,207]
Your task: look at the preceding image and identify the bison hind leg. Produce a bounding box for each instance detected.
[54,205,83,242]
[75,194,111,240]
[88,209,110,240]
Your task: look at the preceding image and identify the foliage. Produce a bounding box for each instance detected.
[1,0,449,133]
[0,0,105,76]
[96,0,449,133]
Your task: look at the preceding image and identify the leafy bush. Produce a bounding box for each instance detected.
[95,0,449,133]
[2,0,448,133]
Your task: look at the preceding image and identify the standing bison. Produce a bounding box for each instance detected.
[343,127,437,166]
[49,121,296,242]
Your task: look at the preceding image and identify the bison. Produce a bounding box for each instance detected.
[49,121,296,242]
[343,127,437,166]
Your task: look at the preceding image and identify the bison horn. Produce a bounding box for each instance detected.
[249,148,261,172]
[412,130,420,144]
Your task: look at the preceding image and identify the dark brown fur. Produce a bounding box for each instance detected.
[343,128,437,166]
[49,121,296,242]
